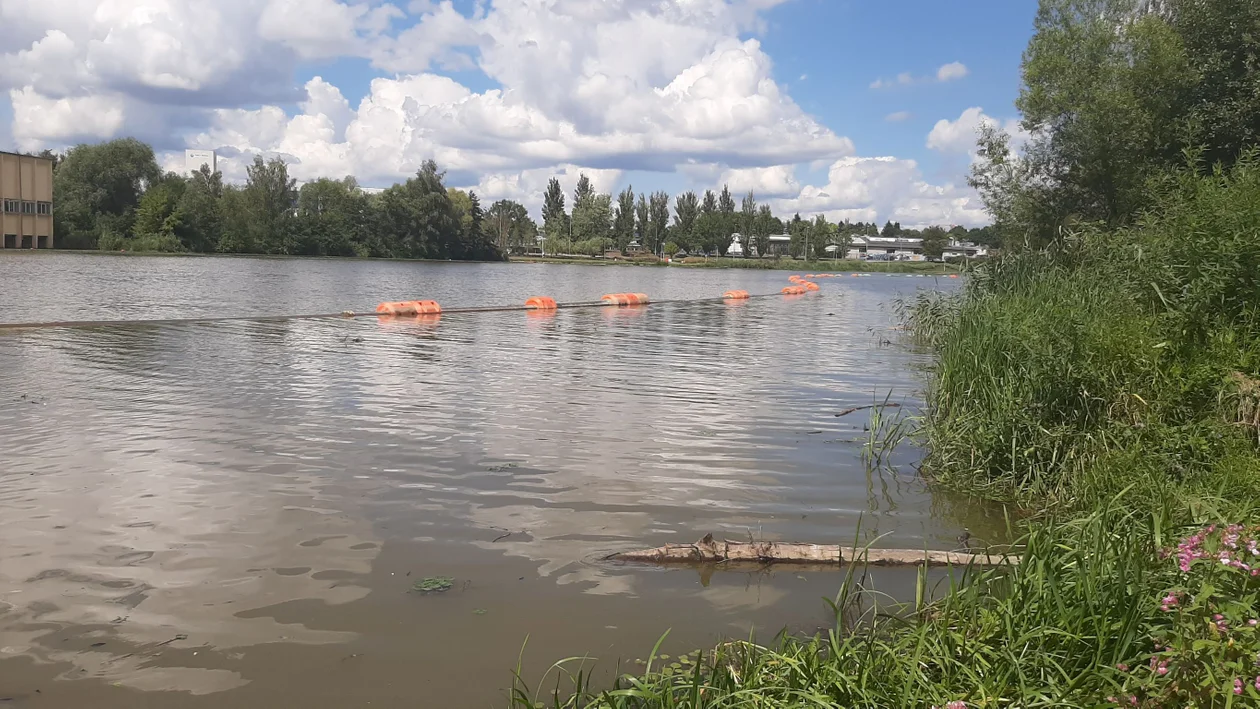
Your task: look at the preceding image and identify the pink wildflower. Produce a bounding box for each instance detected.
[1250,619,1258,627]
[1116,663,1129,672]
[1235,678,1244,695]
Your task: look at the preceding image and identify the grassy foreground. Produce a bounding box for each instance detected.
[508,165,1260,708]
[513,504,1260,708]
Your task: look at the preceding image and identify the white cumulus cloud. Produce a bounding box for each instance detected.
[935,61,968,82]
[769,156,990,229]
[927,106,1027,157]
[1,0,992,227]
[718,165,800,198]
[871,62,968,90]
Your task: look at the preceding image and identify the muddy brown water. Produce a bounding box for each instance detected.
[0,253,1003,707]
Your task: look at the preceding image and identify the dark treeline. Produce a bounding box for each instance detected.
[49,140,505,260]
[538,174,996,259]
[40,137,996,260]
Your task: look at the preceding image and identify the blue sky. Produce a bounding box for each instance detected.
[1,0,1039,226]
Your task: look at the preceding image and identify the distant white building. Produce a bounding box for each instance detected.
[185,149,217,175]
[727,233,744,257]
[847,235,925,260]
[941,240,990,259]
[767,234,791,257]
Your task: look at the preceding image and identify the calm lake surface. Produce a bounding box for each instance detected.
[0,253,994,708]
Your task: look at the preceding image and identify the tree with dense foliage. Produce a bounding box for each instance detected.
[671,191,699,252]
[216,156,297,254]
[753,203,775,256]
[570,173,612,249]
[541,177,568,241]
[738,191,757,256]
[175,165,224,253]
[972,0,1260,248]
[919,225,948,259]
[53,137,162,249]
[484,199,538,254]
[634,193,650,248]
[613,187,636,251]
[647,191,671,255]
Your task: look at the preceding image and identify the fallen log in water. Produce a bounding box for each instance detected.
[607,534,1017,567]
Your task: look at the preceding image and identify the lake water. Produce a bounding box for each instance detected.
[0,253,995,708]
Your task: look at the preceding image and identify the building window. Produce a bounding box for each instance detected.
[36,201,51,215]
[2,200,17,213]
[21,201,35,214]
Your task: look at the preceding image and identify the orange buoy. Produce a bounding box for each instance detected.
[723,290,750,300]
[788,275,803,283]
[525,296,557,310]
[949,274,959,279]
[803,281,820,291]
[376,300,442,316]
[603,293,650,306]
[377,301,416,316]
[782,286,806,295]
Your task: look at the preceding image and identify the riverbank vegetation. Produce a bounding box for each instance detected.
[51,143,504,260]
[510,0,1260,706]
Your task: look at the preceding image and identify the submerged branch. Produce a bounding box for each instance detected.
[607,534,1017,567]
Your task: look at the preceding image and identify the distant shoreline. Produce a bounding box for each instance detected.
[512,255,964,274]
[2,249,966,274]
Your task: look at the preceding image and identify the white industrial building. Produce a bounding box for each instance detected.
[185,149,217,175]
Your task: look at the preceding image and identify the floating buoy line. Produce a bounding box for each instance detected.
[1,270,958,331]
[0,288,817,331]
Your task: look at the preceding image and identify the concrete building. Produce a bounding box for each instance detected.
[847,235,925,260]
[766,234,792,257]
[0,151,54,249]
[185,149,217,175]
[942,240,990,259]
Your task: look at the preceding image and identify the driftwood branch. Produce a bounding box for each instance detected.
[607,534,1017,567]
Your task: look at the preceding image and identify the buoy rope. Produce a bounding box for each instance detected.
[0,292,802,331]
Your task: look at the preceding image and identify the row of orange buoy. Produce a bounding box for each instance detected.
[375,284,814,321]
[785,274,822,292]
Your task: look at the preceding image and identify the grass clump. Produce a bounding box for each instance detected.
[908,159,1260,509]
[411,576,454,593]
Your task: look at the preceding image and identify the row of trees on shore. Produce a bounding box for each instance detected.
[51,140,503,260]
[536,175,993,259]
[42,137,995,260]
